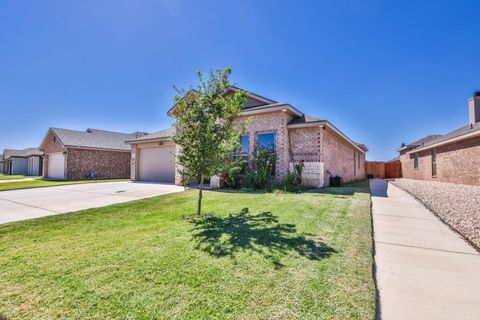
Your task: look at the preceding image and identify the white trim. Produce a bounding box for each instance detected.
[407,129,480,154]
[239,104,302,117]
[126,137,174,145]
[287,121,325,129]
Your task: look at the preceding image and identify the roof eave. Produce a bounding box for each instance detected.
[287,121,326,129]
[63,145,131,152]
[238,104,303,117]
[407,130,480,154]
[126,137,174,144]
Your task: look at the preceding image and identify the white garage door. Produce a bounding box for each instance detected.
[47,153,65,180]
[138,146,175,182]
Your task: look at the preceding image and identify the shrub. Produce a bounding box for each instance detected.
[222,158,247,189]
[285,161,304,191]
[246,148,276,189]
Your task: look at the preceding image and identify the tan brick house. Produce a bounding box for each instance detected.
[398,92,480,186]
[127,87,367,187]
[39,128,145,180]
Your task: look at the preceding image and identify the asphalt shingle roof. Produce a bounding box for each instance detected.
[126,127,176,143]
[406,135,442,148]
[421,122,480,148]
[51,128,144,151]
[4,148,43,159]
[401,122,480,152]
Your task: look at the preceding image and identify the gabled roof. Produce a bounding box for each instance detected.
[397,134,441,152]
[41,128,145,151]
[167,86,278,116]
[4,148,43,159]
[126,127,176,144]
[406,122,480,153]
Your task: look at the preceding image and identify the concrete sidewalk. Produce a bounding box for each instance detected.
[371,179,480,320]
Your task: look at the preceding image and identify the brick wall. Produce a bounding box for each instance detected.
[321,127,365,183]
[236,112,293,179]
[41,131,66,178]
[400,136,480,186]
[66,148,131,180]
[289,127,321,161]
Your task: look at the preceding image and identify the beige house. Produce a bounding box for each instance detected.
[127,87,367,187]
[398,92,480,186]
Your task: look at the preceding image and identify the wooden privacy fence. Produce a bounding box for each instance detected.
[366,160,402,179]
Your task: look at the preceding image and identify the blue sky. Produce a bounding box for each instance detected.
[1,0,479,160]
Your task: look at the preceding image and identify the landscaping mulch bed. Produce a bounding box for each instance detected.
[391,178,480,250]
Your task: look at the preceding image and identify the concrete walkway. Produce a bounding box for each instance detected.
[0,181,184,224]
[371,179,480,320]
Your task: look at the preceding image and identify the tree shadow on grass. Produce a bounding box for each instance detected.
[189,208,336,268]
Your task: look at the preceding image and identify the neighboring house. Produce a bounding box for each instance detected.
[0,154,4,174]
[397,92,480,186]
[2,148,44,176]
[39,128,146,180]
[127,87,367,187]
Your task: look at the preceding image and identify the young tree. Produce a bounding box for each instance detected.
[172,68,247,215]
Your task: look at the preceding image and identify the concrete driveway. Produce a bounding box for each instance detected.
[0,181,184,224]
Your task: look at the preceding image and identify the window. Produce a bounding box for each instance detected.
[240,135,249,154]
[256,132,275,152]
[432,149,437,177]
[414,153,419,169]
[358,153,361,169]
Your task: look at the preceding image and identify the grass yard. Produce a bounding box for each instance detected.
[0,175,40,181]
[0,179,129,191]
[0,180,375,319]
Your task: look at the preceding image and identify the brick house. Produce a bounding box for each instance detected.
[127,87,367,187]
[397,92,480,186]
[39,128,145,180]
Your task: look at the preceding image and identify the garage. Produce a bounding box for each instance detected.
[138,146,175,182]
[47,153,65,180]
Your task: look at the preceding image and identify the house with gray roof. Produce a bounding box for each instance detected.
[127,87,368,187]
[397,92,480,186]
[39,128,146,180]
[0,154,4,174]
[2,148,44,176]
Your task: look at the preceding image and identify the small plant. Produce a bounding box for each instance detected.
[222,158,247,189]
[246,148,276,189]
[285,161,304,191]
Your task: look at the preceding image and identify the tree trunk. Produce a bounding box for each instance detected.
[197,174,204,215]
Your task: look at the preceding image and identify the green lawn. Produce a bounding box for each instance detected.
[0,179,129,191]
[0,181,375,319]
[0,175,40,181]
